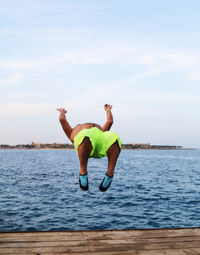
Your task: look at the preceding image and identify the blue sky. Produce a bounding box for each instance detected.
[1,0,200,147]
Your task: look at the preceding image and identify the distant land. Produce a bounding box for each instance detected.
[0,142,192,150]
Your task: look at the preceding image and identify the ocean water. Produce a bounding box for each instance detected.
[0,149,200,232]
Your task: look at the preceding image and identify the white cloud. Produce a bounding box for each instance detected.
[162,53,199,69]
[130,68,169,80]
[0,73,22,86]
[7,93,30,99]
[188,72,200,81]
[138,52,200,81]
[0,102,56,117]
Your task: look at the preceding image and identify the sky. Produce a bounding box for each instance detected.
[1,0,200,148]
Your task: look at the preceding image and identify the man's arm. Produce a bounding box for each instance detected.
[102,104,113,131]
[57,108,73,141]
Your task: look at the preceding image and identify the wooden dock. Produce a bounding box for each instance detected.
[1,228,200,255]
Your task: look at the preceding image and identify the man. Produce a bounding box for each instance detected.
[57,104,121,192]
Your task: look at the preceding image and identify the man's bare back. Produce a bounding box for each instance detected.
[70,123,102,143]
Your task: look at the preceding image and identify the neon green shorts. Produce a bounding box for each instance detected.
[74,127,122,159]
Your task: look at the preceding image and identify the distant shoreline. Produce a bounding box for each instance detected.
[0,147,196,151]
[0,142,196,150]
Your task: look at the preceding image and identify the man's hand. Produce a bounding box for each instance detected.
[57,107,73,141]
[57,108,67,122]
[102,104,113,131]
[104,104,112,111]
[57,108,67,114]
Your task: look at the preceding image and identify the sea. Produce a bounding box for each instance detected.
[0,149,200,232]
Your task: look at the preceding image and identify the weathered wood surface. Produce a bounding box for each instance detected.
[1,228,200,255]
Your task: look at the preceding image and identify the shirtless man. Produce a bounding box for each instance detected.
[57,104,121,192]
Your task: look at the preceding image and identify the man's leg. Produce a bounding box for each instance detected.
[106,141,121,177]
[78,137,92,191]
[78,137,92,175]
[99,141,120,192]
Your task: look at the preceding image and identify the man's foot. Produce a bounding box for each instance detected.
[79,173,89,191]
[99,174,113,192]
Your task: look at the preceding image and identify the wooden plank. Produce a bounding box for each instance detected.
[1,235,200,245]
[1,228,200,238]
[0,246,89,253]
[2,229,200,242]
[0,235,86,242]
[1,249,200,255]
[0,240,87,248]
[84,228,200,239]
[1,240,200,253]
[0,231,84,237]
[89,241,200,252]
[86,235,200,244]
